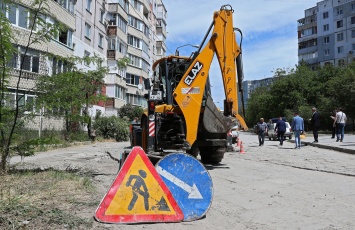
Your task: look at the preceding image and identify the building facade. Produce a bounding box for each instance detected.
[104,0,167,116]
[2,0,167,130]
[298,0,355,68]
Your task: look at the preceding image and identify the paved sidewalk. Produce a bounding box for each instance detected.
[294,133,355,155]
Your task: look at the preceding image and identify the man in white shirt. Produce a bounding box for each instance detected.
[333,107,347,142]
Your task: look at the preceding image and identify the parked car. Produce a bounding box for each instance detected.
[267,122,293,141]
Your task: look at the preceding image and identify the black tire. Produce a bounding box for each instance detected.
[199,146,225,164]
[289,136,292,140]
[269,136,271,140]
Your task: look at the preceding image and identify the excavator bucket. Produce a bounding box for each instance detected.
[202,95,234,136]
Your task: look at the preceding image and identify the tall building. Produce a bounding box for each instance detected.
[74,0,107,118]
[1,0,167,130]
[298,0,355,68]
[104,0,167,116]
[1,0,76,130]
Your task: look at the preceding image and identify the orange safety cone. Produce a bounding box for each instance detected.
[236,137,242,147]
[235,138,240,147]
[239,141,246,154]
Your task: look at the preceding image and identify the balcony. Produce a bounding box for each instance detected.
[105,98,115,107]
[107,26,118,36]
[107,50,116,59]
[9,68,40,80]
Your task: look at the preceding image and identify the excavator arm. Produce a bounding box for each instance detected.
[173,5,248,146]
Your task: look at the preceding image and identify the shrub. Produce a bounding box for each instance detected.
[93,116,129,142]
[118,104,143,121]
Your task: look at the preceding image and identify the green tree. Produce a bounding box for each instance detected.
[0,0,60,173]
[118,104,144,122]
[36,55,108,138]
[327,62,355,130]
[245,86,273,126]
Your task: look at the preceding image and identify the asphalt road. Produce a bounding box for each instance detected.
[10,132,355,229]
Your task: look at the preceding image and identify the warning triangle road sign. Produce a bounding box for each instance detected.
[94,147,184,223]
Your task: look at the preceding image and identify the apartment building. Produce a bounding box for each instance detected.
[104,0,167,116]
[71,0,107,119]
[2,0,167,123]
[1,0,76,130]
[298,0,355,68]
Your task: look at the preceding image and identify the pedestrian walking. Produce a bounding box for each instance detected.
[310,107,320,143]
[275,117,286,146]
[333,107,347,142]
[291,112,304,149]
[256,118,268,146]
[330,110,336,139]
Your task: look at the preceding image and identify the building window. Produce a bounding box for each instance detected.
[108,13,127,33]
[98,33,103,48]
[142,60,149,72]
[107,37,127,54]
[11,47,40,73]
[351,16,355,25]
[323,24,329,31]
[352,43,355,51]
[337,46,344,54]
[128,54,141,68]
[127,34,141,49]
[337,33,343,41]
[100,10,104,23]
[142,41,149,55]
[84,50,90,57]
[352,3,355,11]
[52,57,69,75]
[337,7,343,15]
[323,36,329,44]
[18,5,28,28]
[336,20,343,28]
[85,23,91,39]
[352,30,355,38]
[131,0,142,11]
[324,49,330,56]
[115,85,126,100]
[118,0,129,12]
[126,73,141,86]
[323,12,328,19]
[86,0,92,12]
[6,4,35,30]
[59,29,73,48]
[8,4,17,25]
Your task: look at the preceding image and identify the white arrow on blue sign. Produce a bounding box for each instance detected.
[156,153,213,221]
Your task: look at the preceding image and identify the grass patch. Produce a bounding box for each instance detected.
[0,169,96,229]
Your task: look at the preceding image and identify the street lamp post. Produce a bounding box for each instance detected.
[175,44,200,56]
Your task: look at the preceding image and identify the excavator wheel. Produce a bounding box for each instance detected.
[199,146,225,164]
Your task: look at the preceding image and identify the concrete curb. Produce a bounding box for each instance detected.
[290,140,355,155]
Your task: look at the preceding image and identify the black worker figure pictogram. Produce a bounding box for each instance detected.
[126,169,150,211]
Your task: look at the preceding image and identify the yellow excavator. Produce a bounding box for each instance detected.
[131,5,248,164]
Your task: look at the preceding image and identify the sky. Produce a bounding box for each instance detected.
[163,0,320,104]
